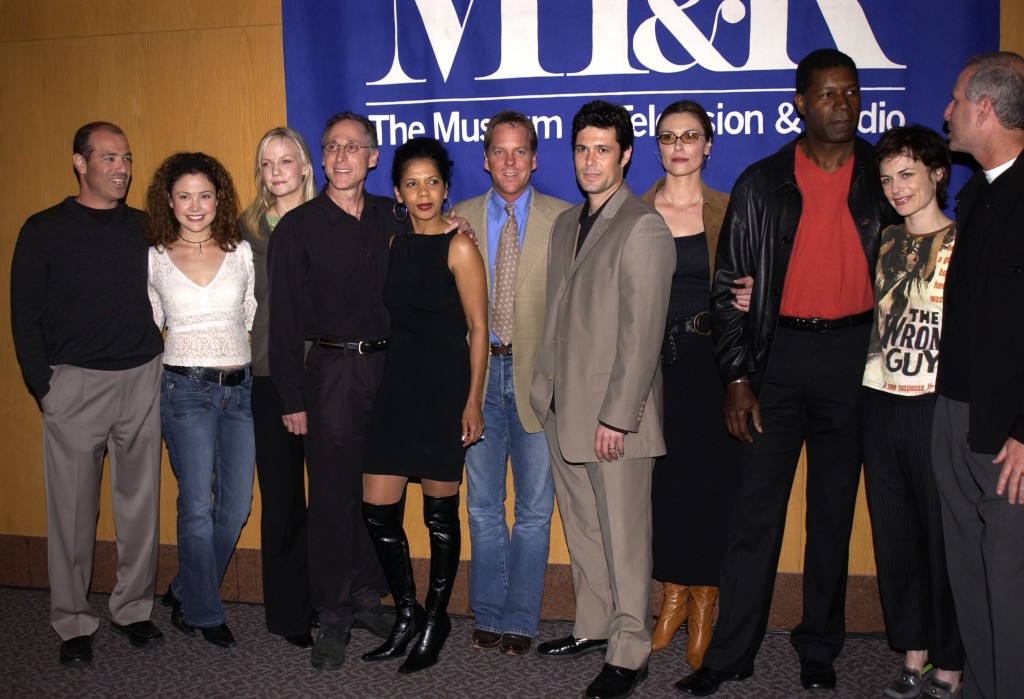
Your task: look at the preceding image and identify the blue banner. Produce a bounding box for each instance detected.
[283,1,998,205]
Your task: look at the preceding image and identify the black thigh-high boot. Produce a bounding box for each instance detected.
[361,502,426,661]
[399,493,461,673]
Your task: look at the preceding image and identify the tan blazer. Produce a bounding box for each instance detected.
[529,184,676,463]
[640,178,729,283]
[454,188,571,433]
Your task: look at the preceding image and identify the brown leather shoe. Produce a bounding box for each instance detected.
[652,582,689,651]
[472,628,502,649]
[500,633,532,656]
[686,586,719,669]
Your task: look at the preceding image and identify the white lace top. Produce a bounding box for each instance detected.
[148,241,256,367]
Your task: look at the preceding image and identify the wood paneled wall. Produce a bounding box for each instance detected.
[1,1,1021,573]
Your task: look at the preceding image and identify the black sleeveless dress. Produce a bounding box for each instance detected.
[366,230,470,481]
[651,234,737,585]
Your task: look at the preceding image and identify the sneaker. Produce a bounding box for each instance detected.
[311,625,350,669]
[353,605,395,640]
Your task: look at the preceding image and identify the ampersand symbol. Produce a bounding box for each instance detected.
[776,102,802,134]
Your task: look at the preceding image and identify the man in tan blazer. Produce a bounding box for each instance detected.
[530,101,675,699]
[454,111,570,657]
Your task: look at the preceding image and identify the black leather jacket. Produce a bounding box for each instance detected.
[710,136,896,395]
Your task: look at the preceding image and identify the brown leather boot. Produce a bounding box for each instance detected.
[651,583,689,651]
[686,586,719,669]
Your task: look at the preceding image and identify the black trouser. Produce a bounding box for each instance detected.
[862,389,963,669]
[252,376,313,636]
[303,346,388,628]
[704,324,869,673]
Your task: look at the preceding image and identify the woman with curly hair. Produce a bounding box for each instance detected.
[238,128,319,648]
[146,152,256,648]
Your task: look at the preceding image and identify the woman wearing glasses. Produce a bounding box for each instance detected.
[642,100,747,669]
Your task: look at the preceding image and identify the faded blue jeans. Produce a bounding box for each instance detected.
[161,369,255,627]
[465,355,553,637]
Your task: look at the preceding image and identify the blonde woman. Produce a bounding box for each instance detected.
[239,127,318,648]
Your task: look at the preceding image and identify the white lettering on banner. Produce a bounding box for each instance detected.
[369,113,564,146]
[369,0,903,87]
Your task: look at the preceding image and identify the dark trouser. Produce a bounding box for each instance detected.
[862,390,963,669]
[932,396,1024,699]
[252,375,313,636]
[703,324,868,674]
[303,346,388,628]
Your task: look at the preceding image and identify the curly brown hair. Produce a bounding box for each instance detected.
[144,152,241,251]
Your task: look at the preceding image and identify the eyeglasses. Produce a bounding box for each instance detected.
[322,142,373,154]
[657,131,705,145]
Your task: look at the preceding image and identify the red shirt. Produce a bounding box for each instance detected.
[779,146,873,319]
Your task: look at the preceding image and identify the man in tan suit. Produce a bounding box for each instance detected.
[454,111,571,657]
[530,100,675,699]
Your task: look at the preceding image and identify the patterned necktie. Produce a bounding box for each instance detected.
[492,203,520,346]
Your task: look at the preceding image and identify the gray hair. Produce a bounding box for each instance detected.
[965,51,1024,130]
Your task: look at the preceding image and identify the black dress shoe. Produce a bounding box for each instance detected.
[585,662,649,698]
[800,659,837,691]
[201,623,236,648]
[675,666,753,696]
[110,620,164,648]
[536,634,608,659]
[352,605,396,640]
[168,594,195,637]
[59,635,93,667]
[284,631,314,648]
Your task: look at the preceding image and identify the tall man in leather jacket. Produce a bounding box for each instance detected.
[676,49,896,697]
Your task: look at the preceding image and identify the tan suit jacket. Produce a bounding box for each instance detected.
[530,183,675,463]
[454,188,571,433]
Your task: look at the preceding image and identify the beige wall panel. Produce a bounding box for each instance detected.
[114,0,279,35]
[0,0,114,42]
[0,34,123,536]
[1005,3,1024,53]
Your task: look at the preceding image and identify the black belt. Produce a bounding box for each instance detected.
[490,343,512,357]
[164,365,251,386]
[310,337,389,354]
[681,310,711,336]
[777,311,872,333]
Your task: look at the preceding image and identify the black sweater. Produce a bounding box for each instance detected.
[10,198,163,401]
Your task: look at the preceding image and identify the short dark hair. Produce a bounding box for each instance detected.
[874,125,952,209]
[964,51,1024,130]
[321,112,378,150]
[795,49,858,95]
[73,121,125,160]
[571,100,634,158]
[483,110,538,152]
[656,100,714,144]
[391,137,454,189]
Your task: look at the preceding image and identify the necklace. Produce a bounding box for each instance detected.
[659,189,703,216]
[178,233,214,256]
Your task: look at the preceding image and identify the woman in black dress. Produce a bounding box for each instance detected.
[361,137,488,674]
[641,100,747,669]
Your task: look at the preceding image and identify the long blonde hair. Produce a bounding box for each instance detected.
[240,127,317,239]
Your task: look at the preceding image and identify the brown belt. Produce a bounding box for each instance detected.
[489,343,512,357]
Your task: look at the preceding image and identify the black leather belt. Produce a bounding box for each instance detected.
[310,337,389,354]
[777,311,872,333]
[490,343,513,357]
[681,311,711,336]
[164,365,252,386]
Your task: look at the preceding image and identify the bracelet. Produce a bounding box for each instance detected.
[730,377,750,384]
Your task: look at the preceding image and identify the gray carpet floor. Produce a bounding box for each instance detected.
[0,587,899,698]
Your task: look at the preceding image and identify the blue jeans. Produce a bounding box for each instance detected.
[161,369,255,627]
[465,355,553,637]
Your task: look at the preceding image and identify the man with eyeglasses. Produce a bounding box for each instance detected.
[677,49,895,695]
[267,112,472,670]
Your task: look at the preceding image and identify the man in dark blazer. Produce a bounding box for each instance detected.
[933,50,1024,699]
[530,100,675,699]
